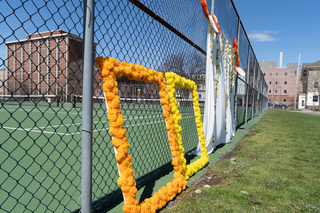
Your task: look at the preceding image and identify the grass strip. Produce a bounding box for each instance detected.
[164,110,320,212]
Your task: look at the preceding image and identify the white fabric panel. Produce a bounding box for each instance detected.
[214,34,226,147]
[225,41,234,142]
[226,40,235,143]
[195,25,216,155]
[195,28,237,155]
[230,84,236,138]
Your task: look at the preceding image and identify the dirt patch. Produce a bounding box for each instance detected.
[216,142,242,163]
[195,142,242,187]
[165,142,245,211]
[196,174,227,187]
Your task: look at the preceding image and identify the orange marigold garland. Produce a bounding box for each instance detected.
[211,14,221,35]
[232,38,240,75]
[165,72,209,180]
[95,57,187,213]
[200,0,221,34]
[200,0,209,19]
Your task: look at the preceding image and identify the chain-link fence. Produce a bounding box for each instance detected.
[0,0,267,212]
[0,1,85,212]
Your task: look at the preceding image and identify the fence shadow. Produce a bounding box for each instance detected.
[85,161,173,213]
[76,148,198,212]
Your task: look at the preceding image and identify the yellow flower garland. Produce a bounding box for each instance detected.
[95,57,187,213]
[165,72,209,180]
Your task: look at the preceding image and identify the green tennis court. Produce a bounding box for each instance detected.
[0,99,201,212]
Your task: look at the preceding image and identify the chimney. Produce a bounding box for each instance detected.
[279,52,283,68]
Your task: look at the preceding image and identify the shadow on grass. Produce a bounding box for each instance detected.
[82,161,174,213]
[214,143,226,151]
[185,152,198,164]
[139,180,156,202]
[75,146,232,212]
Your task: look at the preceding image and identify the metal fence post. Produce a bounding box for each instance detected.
[81,0,95,212]
[211,0,215,13]
[244,48,250,123]
[251,61,256,119]
[234,19,241,129]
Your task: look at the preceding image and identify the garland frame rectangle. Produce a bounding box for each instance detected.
[165,72,209,180]
[95,57,187,213]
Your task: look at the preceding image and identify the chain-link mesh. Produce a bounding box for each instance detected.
[214,0,239,43]
[92,0,207,210]
[0,0,268,212]
[0,0,83,212]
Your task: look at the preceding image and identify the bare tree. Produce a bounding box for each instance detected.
[158,52,206,99]
[302,63,320,110]
[312,72,320,110]
[68,59,83,96]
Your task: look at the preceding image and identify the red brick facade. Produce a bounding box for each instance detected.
[262,67,303,105]
[5,30,83,97]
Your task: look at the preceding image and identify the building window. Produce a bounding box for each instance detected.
[275,81,278,84]
[275,90,277,94]
[269,90,271,93]
[269,98,271,101]
[314,82,319,89]
[284,90,287,94]
[284,81,287,85]
[283,98,287,102]
[285,72,287,76]
[269,81,271,85]
[313,95,319,102]
[276,73,278,76]
[270,73,272,76]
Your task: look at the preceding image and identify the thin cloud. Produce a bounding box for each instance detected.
[248,31,279,42]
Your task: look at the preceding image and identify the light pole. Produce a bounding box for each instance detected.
[294,53,300,110]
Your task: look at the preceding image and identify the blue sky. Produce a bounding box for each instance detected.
[1,1,319,70]
[233,0,320,67]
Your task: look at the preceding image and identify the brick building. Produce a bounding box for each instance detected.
[260,61,303,106]
[0,69,5,95]
[4,30,84,99]
[301,61,320,109]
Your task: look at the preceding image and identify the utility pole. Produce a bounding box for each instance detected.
[294,53,300,110]
[81,0,95,212]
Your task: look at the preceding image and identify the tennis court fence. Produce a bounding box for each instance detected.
[0,0,268,212]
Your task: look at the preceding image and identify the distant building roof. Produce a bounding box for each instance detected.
[5,29,82,44]
[259,61,277,69]
[287,63,299,76]
[302,60,320,69]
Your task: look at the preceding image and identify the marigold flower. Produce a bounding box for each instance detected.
[128,186,137,196]
[108,57,119,66]
[165,72,209,180]
[107,112,118,122]
[118,143,129,154]
[114,128,126,138]
[104,91,115,101]
[122,66,130,76]
[162,110,170,118]
[172,157,181,166]
[122,169,134,179]
[112,138,124,147]
[111,116,124,128]
[140,203,153,213]
[118,176,127,186]
[96,57,187,213]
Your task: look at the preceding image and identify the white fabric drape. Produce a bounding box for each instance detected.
[195,24,217,155]
[214,34,226,147]
[194,24,236,155]
[225,40,236,143]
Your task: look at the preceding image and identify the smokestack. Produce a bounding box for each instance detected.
[279,52,283,68]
